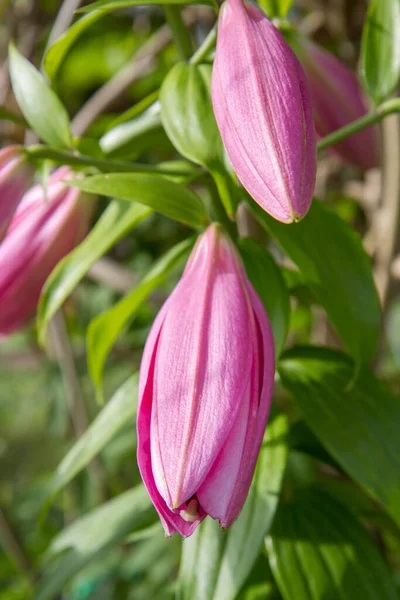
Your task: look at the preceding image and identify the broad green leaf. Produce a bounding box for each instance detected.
[38,202,151,344]
[78,0,217,14]
[249,198,381,363]
[8,44,72,149]
[44,11,104,81]
[266,488,398,600]
[178,413,288,600]
[67,173,208,229]
[259,0,294,18]
[239,238,290,357]
[279,346,400,525]
[46,374,139,502]
[88,237,193,397]
[34,486,155,600]
[361,0,400,104]
[160,63,224,170]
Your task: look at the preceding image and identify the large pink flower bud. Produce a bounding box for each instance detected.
[0,145,34,240]
[0,167,93,336]
[137,224,275,537]
[212,0,316,223]
[293,36,379,170]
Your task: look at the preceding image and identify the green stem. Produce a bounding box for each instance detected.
[212,169,237,220]
[190,24,217,65]
[317,98,400,152]
[26,145,199,177]
[208,178,238,241]
[164,6,193,61]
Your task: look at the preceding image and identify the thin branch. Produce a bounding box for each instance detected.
[44,0,83,55]
[0,507,35,587]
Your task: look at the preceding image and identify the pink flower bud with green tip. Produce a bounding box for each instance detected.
[137,224,275,537]
[0,167,93,336]
[292,36,379,170]
[211,0,316,224]
[0,145,34,241]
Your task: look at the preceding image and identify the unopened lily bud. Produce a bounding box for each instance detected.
[292,35,379,169]
[137,224,275,537]
[0,167,93,336]
[0,145,34,240]
[212,0,316,223]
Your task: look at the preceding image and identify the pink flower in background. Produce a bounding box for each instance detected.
[293,37,379,169]
[212,0,316,223]
[0,167,93,336]
[137,224,275,537]
[0,145,34,240]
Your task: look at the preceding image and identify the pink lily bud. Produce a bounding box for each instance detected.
[0,167,93,336]
[137,224,275,537]
[212,0,316,223]
[0,145,34,241]
[292,36,379,169]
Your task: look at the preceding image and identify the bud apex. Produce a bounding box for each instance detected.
[212,0,316,223]
[137,224,275,537]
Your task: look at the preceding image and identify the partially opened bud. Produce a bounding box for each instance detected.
[137,224,275,537]
[0,145,34,240]
[212,0,316,223]
[0,167,93,336]
[291,36,379,169]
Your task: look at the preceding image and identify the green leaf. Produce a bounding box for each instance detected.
[249,198,381,364]
[239,238,290,357]
[259,0,294,18]
[78,0,217,14]
[279,346,400,526]
[178,413,288,600]
[266,488,398,600]
[160,63,224,170]
[34,486,155,600]
[361,0,400,104]
[66,173,208,229]
[46,374,139,502]
[87,237,194,398]
[44,11,105,81]
[8,44,72,149]
[0,106,28,127]
[37,201,151,344]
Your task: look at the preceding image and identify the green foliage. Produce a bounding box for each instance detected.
[66,173,208,228]
[266,489,398,600]
[8,44,72,148]
[249,198,381,364]
[38,201,152,344]
[78,0,218,14]
[361,0,400,104]
[279,347,400,525]
[259,0,294,18]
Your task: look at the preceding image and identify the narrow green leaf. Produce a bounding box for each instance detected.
[0,106,28,127]
[43,11,105,81]
[160,63,224,170]
[178,413,288,600]
[249,198,381,363]
[266,488,398,600]
[37,201,151,344]
[87,237,194,397]
[239,238,290,357]
[34,486,155,600]
[8,44,72,148]
[361,0,400,104]
[78,0,217,14]
[47,374,139,502]
[279,346,400,526]
[66,173,208,229]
